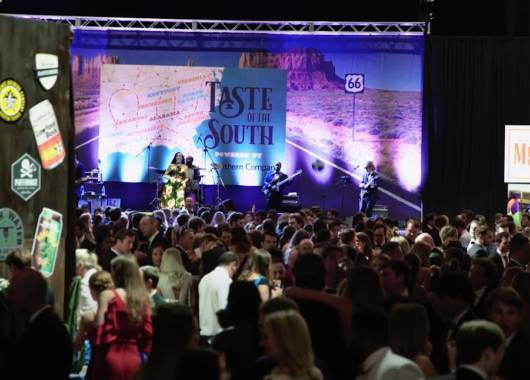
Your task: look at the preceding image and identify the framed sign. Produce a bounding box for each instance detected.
[505,125,530,183]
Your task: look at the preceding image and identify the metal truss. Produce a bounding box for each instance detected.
[70,31,424,54]
[2,14,425,35]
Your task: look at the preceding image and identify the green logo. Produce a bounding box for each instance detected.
[0,208,24,261]
[11,153,41,201]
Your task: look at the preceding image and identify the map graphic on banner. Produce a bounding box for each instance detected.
[99,64,287,185]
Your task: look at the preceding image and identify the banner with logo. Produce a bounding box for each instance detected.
[98,65,286,185]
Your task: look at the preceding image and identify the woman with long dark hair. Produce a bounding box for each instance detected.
[136,303,199,380]
[213,281,261,380]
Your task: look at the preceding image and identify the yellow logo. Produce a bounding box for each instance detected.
[0,79,26,122]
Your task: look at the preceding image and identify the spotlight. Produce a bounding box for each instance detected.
[311,159,325,172]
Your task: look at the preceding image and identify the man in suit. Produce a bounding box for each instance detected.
[139,215,168,252]
[486,287,530,380]
[352,308,424,380]
[453,320,505,380]
[7,268,72,380]
[489,231,510,282]
[432,272,477,374]
[468,258,497,318]
[99,228,135,271]
[506,233,530,270]
[467,225,496,258]
[359,161,380,218]
[263,162,288,210]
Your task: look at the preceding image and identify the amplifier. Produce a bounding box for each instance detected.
[372,205,388,219]
[78,196,121,213]
[83,182,106,195]
[280,194,301,212]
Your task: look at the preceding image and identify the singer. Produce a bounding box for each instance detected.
[159,152,188,209]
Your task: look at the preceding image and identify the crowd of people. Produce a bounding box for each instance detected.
[1,200,530,380]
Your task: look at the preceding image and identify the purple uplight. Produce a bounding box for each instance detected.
[395,145,421,192]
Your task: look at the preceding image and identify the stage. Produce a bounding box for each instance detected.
[71,25,424,221]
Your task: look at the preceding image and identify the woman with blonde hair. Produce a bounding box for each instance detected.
[75,249,101,315]
[262,309,322,380]
[92,256,153,380]
[238,249,280,301]
[390,235,411,255]
[157,248,193,304]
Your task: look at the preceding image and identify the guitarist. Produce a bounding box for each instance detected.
[263,162,289,209]
[75,153,87,204]
[359,161,380,217]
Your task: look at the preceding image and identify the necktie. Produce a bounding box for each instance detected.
[502,255,509,268]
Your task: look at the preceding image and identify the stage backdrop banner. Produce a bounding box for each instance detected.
[505,125,530,183]
[99,64,286,185]
[72,31,423,217]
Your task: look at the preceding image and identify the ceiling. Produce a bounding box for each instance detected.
[0,0,527,36]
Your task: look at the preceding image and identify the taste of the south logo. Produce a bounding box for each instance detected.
[0,79,26,122]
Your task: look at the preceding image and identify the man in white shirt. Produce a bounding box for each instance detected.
[353,308,424,380]
[198,252,239,341]
[454,320,505,380]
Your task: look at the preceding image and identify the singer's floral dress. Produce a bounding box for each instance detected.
[159,163,188,209]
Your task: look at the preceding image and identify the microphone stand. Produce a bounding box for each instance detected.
[142,134,159,183]
[197,135,225,207]
[144,133,160,209]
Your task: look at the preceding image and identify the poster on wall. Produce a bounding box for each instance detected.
[29,100,65,170]
[11,153,41,201]
[98,65,287,186]
[31,207,63,278]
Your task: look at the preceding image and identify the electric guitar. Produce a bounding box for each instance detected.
[360,173,378,198]
[263,169,303,197]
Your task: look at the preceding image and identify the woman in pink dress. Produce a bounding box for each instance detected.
[92,256,153,380]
